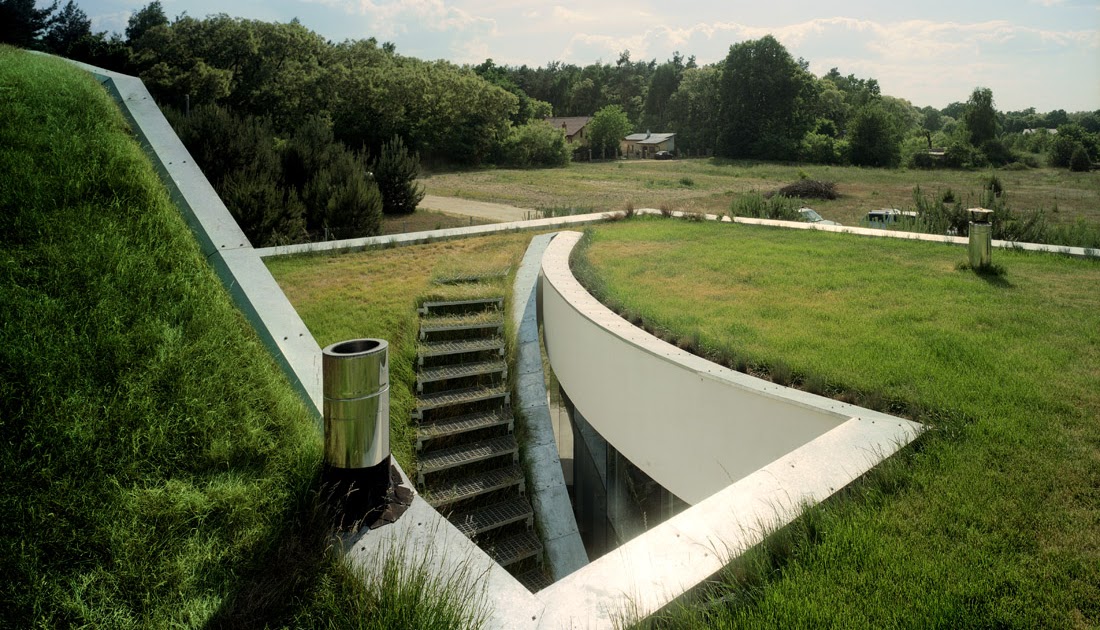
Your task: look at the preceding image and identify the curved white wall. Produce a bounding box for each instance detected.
[540,231,919,505]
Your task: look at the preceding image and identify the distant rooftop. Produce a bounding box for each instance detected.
[624,132,675,145]
[545,116,592,138]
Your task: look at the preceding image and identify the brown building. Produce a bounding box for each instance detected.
[545,116,593,144]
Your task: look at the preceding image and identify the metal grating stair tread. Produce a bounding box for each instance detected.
[515,566,554,592]
[450,496,534,537]
[413,385,509,419]
[488,532,544,570]
[419,314,504,339]
[417,360,507,390]
[419,296,503,315]
[417,337,504,362]
[433,268,510,285]
[418,435,518,479]
[426,464,525,508]
[417,408,513,448]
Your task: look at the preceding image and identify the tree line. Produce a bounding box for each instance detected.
[3,1,1096,245]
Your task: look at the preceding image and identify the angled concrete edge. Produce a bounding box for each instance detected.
[512,233,589,580]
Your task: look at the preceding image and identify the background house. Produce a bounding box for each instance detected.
[622,132,676,158]
[546,116,593,144]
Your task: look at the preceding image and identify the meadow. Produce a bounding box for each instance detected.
[423,158,1100,228]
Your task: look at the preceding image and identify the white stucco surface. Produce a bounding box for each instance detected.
[540,231,922,505]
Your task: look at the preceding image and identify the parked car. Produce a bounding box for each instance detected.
[797,207,841,226]
[654,150,674,160]
[862,208,918,227]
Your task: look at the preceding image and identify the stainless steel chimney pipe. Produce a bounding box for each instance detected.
[322,339,390,469]
[967,208,994,269]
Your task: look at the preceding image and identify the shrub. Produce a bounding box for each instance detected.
[909,150,936,169]
[1069,144,1092,172]
[984,172,1004,197]
[497,121,571,168]
[980,138,1016,166]
[800,132,843,165]
[373,135,425,215]
[679,176,695,187]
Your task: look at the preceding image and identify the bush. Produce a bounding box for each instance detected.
[909,150,936,169]
[497,121,571,168]
[373,135,425,215]
[980,138,1016,166]
[800,132,844,165]
[943,141,985,168]
[1069,144,1092,172]
[984,172,1004,197]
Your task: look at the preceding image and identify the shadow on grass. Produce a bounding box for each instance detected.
[956,262,1014,288]
[205,470,334,629]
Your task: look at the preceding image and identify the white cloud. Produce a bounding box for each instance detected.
[304,0,496,37]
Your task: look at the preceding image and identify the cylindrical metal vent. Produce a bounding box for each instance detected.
[322,338,390,469]
[967,208,994,269]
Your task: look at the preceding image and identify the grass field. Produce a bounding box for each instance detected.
[423,159,1100,228]
[574,217,1100,627]
[1,47,483,629]
[266,234,536,479]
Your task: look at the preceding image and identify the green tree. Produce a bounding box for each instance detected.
[587,104,632,158]
[372,135,424,215]
[964,87,998,147]
[718,35,818,160]
[641,53,685,130]
[126,1,167,44]
[0,0,56,48]
[667,65,721,154]
[848,103,902,167]
[41,0,90,57]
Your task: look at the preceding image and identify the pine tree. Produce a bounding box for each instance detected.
[372,135,424,215]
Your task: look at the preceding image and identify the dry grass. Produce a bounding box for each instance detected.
[422,159,1100,227]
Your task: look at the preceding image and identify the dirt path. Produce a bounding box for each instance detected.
[418,194,535,222]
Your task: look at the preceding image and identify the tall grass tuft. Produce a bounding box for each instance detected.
[729,192,801,221]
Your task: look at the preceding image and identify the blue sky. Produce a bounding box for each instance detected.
[79,0,1099,112]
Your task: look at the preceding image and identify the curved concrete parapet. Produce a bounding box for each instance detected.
[539,230,922,504]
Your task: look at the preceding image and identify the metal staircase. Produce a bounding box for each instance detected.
[413,271,550,591]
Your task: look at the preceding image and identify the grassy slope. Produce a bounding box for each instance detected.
[0,49,482,629]
[577,218,1100,628]
[423,159,1100,227]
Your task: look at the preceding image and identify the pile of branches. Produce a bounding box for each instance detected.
[766,180,838,200]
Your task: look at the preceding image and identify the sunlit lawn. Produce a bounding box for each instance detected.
[576,217,1100,627]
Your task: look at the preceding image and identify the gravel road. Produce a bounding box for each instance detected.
[418,195,536,222]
